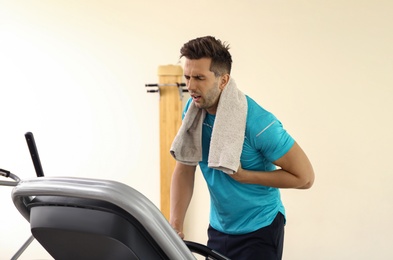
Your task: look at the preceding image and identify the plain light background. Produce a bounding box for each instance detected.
[1,1,392,259]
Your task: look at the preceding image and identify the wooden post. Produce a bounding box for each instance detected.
[158,65,183,220]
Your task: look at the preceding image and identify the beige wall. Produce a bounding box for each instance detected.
[1,1,392,259]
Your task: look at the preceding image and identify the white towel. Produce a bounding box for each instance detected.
[170,78,247,174]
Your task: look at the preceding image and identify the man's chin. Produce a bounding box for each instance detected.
[193,101,202,108]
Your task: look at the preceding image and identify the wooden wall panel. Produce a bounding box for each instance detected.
[158,65,183,220]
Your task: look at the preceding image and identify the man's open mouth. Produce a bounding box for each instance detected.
[191,95,201,102]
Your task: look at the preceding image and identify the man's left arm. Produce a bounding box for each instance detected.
[231,141,315,189]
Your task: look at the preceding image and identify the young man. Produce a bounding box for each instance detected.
[169,36,314,260]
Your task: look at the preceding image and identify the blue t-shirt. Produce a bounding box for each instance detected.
[183,96,295,235]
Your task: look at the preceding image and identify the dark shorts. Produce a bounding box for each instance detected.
[207,212,285,260]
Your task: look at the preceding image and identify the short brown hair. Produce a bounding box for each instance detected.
[180,36,232,76]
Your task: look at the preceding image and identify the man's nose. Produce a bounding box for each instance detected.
[187,79,195,91]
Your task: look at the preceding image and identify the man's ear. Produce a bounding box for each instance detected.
[219,74,230,90]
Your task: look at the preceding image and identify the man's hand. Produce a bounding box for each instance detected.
[230,164,250,183]
[173,228,185,239]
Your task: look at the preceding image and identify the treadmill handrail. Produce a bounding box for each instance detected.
[12,176,196,260]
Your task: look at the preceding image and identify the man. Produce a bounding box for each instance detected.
[169,36,314,260]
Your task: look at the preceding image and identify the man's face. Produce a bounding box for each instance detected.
[184,58,226,115]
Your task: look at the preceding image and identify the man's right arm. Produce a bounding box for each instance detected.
[169,162,196,239]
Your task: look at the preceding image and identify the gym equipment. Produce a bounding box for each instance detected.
[0,132,229,260]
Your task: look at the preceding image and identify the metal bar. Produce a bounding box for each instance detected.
[0,180,19,187]
[11,235,35,260]
[145,83,186,87]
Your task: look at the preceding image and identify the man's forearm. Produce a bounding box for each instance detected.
[232,168,312,189]
[169,164,196,238]
[231,142,315,189]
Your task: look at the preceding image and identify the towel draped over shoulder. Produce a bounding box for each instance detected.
[170,78,247,174]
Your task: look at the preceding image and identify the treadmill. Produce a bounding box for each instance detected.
[1,132,229,260]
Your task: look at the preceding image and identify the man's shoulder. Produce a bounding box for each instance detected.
[245,96,276,123]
